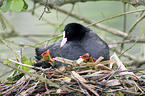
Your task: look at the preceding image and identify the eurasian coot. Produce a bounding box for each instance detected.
[61,23,110,60]
[34,23,109,68]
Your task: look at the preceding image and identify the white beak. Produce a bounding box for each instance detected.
[60,31,67,47]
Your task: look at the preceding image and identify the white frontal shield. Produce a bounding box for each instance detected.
[60,31,67,47]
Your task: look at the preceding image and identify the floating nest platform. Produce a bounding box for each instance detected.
[0,53,145,96]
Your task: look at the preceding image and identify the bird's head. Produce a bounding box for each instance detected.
[41,50,54,62]
[80,53,97,62]
[60,23,90,47]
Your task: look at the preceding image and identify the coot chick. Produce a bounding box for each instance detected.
[80,53,97,63]
[35,23,109,68]
[34,50,55,68]
[35,39,62,60]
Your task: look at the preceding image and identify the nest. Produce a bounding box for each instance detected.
[0,53,145,96]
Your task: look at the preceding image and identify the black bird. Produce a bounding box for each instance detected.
[35,40,87,68]
[34,23,109,68]
[62,23,110,60]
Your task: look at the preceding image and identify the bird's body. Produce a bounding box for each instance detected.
[34,23,110,68]
[58,41,86,60]
[35,39,62,60]
[52,41,87,67]
[80,31,109,60]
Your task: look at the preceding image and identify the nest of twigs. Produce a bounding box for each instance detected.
[0,53,145,96]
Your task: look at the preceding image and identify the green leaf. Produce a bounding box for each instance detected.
[23,0,28,10]
[15,56,33,71]
[11,0,24,12]
[0,0,12,12]
[21,56,32,71]
[4,59,12,64]
[118,91,124,96]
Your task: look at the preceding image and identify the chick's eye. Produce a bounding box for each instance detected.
[42,52,46,56]
[84,54,88,58]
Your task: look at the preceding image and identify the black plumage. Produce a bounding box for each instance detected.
[64,23,110,60]
[34,23,109,68]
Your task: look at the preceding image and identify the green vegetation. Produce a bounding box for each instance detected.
[0,0,28,12]
[0,0,145,95]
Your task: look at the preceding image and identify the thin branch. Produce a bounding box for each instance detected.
[87,9,145,26]
[0,11,15,31]
[44,4,145,43]
[54,4,75,34]
[0,58,73,92]
[1,82,24,95]
[0,38,20,57]
[128,13,145,35]
[4,34,62,48]
[35,0,119,6]
[33,34,62,46]
[120,12,145,54]
[0,70,14,79]
[34,0,145,7]
[120,3,127,52]
[8,58,35,68]
[51,5,128,37]
[39,0,51,20]
[119,35,142,58]
[109,47,136,60]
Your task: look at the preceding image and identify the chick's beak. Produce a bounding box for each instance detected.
[42,50,54,62]
[60,31,67,47]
